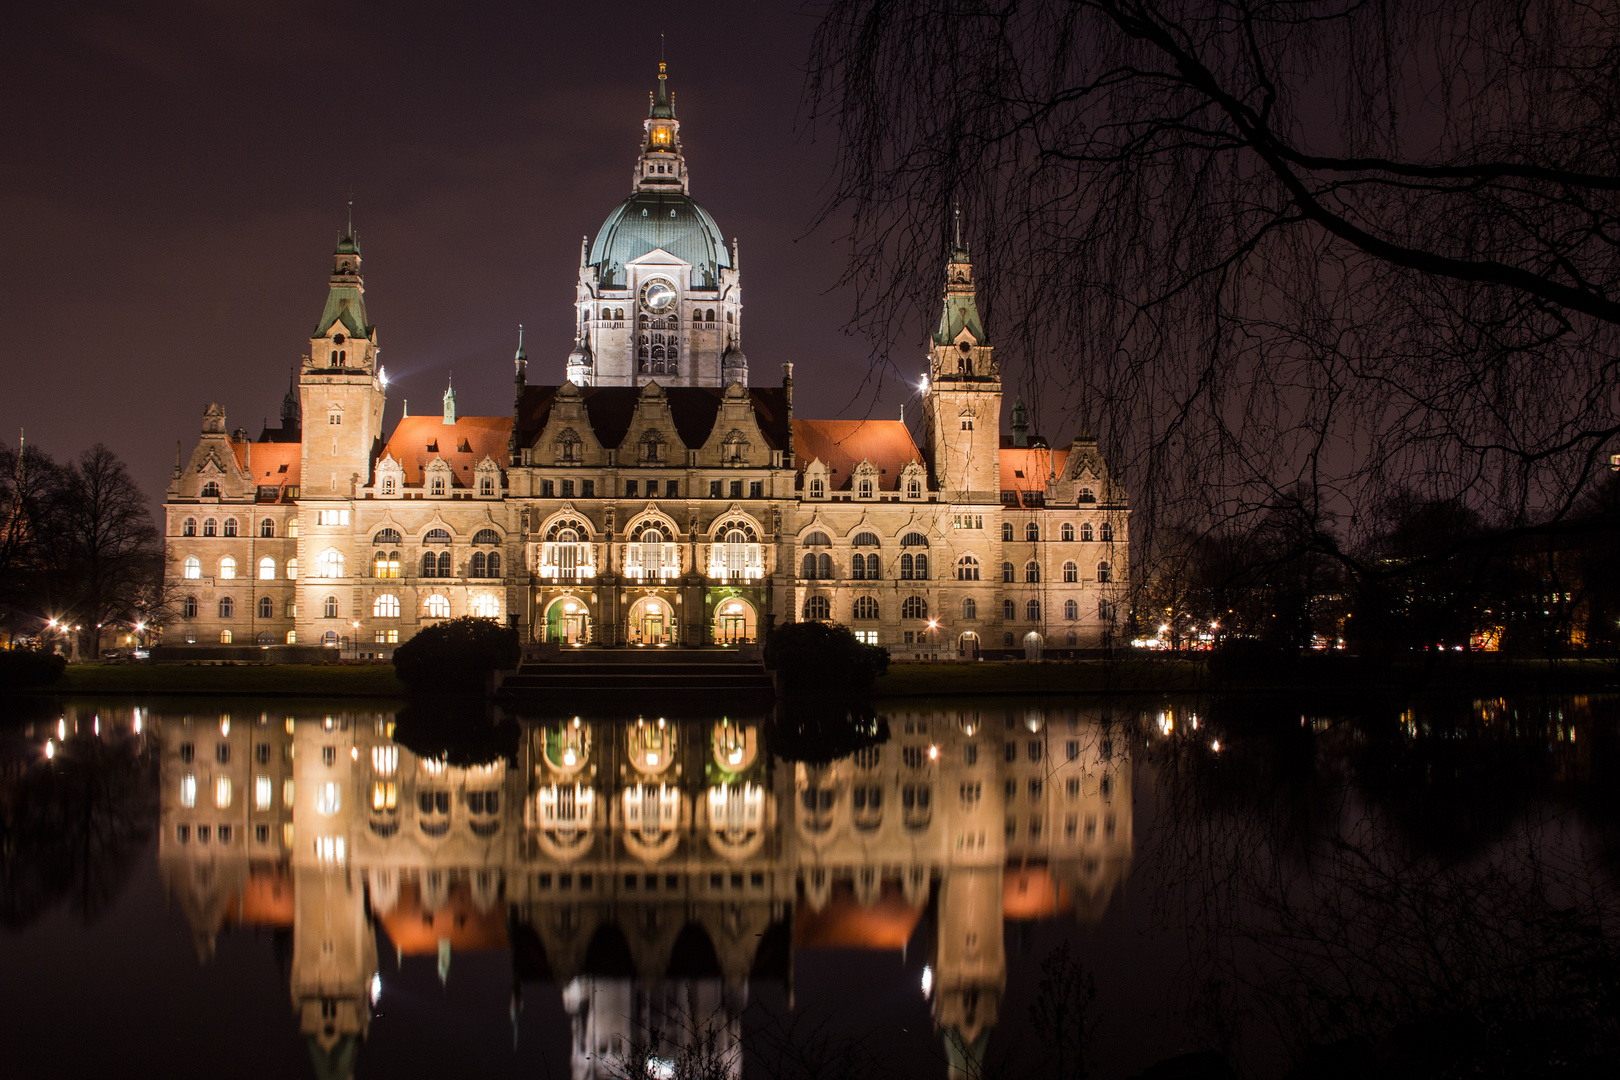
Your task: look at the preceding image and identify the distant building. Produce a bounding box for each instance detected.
[162,65,1127,659]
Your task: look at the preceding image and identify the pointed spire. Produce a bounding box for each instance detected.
[934,212,986,347]
[515,324,527,363]
[443,376,456,425]
[636,61,688,192]
[651,59,674,119]
[1011,398,1029,447]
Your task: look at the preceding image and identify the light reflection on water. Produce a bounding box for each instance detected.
[2,695,1617,1079]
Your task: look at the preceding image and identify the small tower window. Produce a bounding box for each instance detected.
[329,412,341,426]
[182,517,197,536]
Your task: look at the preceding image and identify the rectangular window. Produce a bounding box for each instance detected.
[256,823,270,844]
[854,630,878,645]
[180,774,197,808]
[963,744,977,766]
[176,824,190,842]
[283,778,295,808]
[1028,779,1043,799]
[626,480,638,497]
[582,479,595,497]
[255,775,272,810]
[1029,816,1042,840]
[541,480,555,497]
[1067,777,1080,799]
[560,479,575,498]
[729,480,743,498]
[1067,739,1080,761]
[749,481,763,498]
[218,825,232,844]
[709,480,722,498]
[666,480,679,497]
[1004,741,1017,763]
[1065,814,1078,840]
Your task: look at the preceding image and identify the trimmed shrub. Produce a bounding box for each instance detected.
[0,649,67,689]
[392,617,518,694]
[764,621,889,697]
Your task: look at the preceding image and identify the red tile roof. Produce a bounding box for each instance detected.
[377,880,509,955]
[792,419,926,491]
[380,415,512,486]
[232,440,302,500]
[792,879,927,949]
[999,446,1068,494]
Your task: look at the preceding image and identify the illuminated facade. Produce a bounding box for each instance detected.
[160,67,1127,657]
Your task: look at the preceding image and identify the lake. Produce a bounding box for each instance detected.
[2,692,1615,1079]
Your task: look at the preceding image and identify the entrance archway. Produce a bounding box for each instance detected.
[544,597,590,644]
[712,597,757,644]
[1023,632,1044,661]
[627,596,676,645]
[958,632,980,660]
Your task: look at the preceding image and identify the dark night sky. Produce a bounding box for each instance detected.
[1,1,939,508]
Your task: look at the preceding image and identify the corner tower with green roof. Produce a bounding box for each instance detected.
[568,63,745,388]
[922,223,1002,502]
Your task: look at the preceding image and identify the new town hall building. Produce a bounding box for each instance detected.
[163,67,1128,660]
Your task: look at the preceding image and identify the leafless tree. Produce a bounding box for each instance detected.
[806,0,1620,595]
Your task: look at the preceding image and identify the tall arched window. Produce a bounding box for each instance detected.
[258,557,275,580]
[374,551,400,578]
[317,549,344,578]
[437,551,452,577]
[901,596,928,620]
[218,597,235,618]
[1026,599,1042,621]
[1062,561,1078,582]
[486,552,501,577]
[853,596,879,619]
[219,556,236,579]
[817,552,832,579]
[913,554,929,579]
[1060,523,1075,541]
[374,594,400,618]
[803,596,830,621]
[900,553,913,579]
[182,518,197,537]
[1002,561,1014,582]
[203,518,217,537]
[1080,523,1094,542]
[962,598,977,620]
[1002,522,1014,541]
[1064,599,1079,620]
[1099,522,1114,542]
[471,551,488,577]
[183,556,200,579]
[201,482,220,498]
[851,553,867,580]
[956,556,980,581]
[1078,487,1096,503]
[182,596,198,618]
[421,552,437,578]
[1025,561,1040,583]
[800,554,816,579]
[286,558,297,579]
[260,518,275,537]
[1003,599,1016,619]
[1025,522,1040,542]
[323,596,339,618]
[1097,562,1112,583]
[222,518,238,537]
[424,595,451,618]
[258,596,274,619]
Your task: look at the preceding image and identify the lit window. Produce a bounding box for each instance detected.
[372,745,398,775]
[219,556,236,579]
[255,775,272,810]
[183,556,200,579]
[215,777,232,809]
[317,549,344,578]
[424,595,451,618]
[315,781,341,815]
[259,556,276,580]
[219,630,232,643]
[286,558,298,579]
[180,774,197,808]
[471,594,500,619]
[373,594,400,618]
[323,596,339,619]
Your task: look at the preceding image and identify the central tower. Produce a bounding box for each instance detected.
[568,63,746,388]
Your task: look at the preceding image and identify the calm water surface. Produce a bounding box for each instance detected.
[2,693,1616,1079]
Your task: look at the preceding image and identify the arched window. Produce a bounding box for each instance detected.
[421,552,437,578]
[1080,523,1094,542]
[1099,522,1114,542]
[851,553,867,580]
[1003,599,1016,619]
[430,476,446,496]
[956,556,980,581]
[258,596,274,619]
[183,556,201,579]
[1060,523,1074,542]
[323,596,339,619]
[219,556,236,579]
[915,554,929,579]
[962,598,977,620]
[852,531,880,547]
[706,308,715,320]
[203,518,217,537]
[906,479,922,498]
[437,551,452,577]
[470,594,500,619]
[901,596,928,620]
[218,597,234,618]
[900,553,913,579]
[317,549,344,578]
[258,556,275,580]
[1002,561,1014,582]
[803,531,832,547]
[1063,561,1078,582]
[809,478,825,498]
[286,557,297,579]
[480,476,495,496]
[1078,487,1096,503]
[423,528,452,545]
[260,518,275,538]
[322,630,338,646]
[201,482,220,498]
[858,478,874,498]
[803,596,830,621]
[853,596,879,619]
[220,630,233,644]
[424,595,451,618]
[374,551,400,578]
[486,552,501,577]
[1097,561,1112,583]
[374,594,400,618]
[1025,561,1040,583]
[817,553,832,579]
[471,551,487,577]
[1025,522,1040,542]
[223,518,238,537]
[1002,522,1014,541]
[1064,599,1079,620]
[901,532,929,548]
[182,596,198,619]
[182,518,197,537]
[1026,599,1042,621]
[374,528,403,545]
[800,554,816,579]
[1066,630,1078,645]
[472,529,500,545]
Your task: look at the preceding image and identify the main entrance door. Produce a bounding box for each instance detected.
[959,633,980,660]
[628,597,675,645]
[641,613,665,645]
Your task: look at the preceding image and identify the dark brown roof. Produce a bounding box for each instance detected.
[792,418,926,491]
[516,384,791,452]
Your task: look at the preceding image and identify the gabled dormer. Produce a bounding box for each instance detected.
[852,459,880,500]
[473,455,502,499]
[802,458,830,500]
[622,381,683,465]
[423,457,454,498]
[529,382,605,467]
[372,455,404,498]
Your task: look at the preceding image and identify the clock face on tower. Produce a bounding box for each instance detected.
[641,279,677,313]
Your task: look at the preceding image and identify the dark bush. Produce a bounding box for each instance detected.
[392,698,520,767]
[392,617,518,694]
[768,700,889,764]
[0,649,67,689]
[764,621,888,697]
[1208,637,1297,684]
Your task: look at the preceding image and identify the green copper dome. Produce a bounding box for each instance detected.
[589,191,731,289]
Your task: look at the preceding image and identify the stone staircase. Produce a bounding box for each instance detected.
[496,645,774,699]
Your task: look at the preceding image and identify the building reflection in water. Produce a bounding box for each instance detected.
[153,705,1133,1077]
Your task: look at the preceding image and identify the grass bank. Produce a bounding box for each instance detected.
[36,663,408,698]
